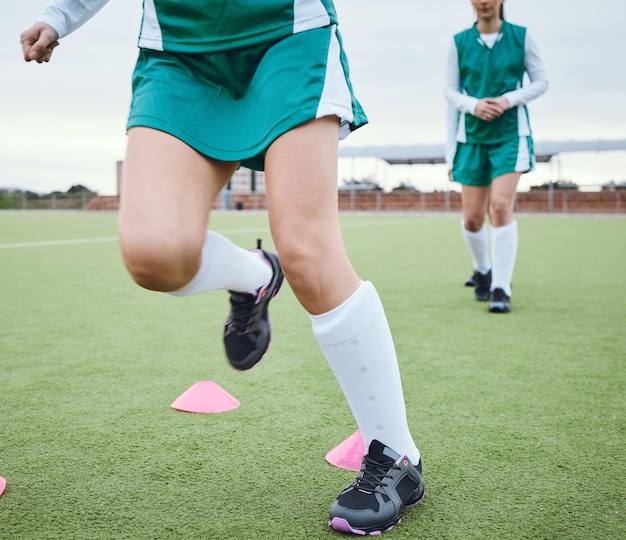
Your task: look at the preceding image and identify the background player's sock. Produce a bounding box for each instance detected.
[462,221,491,274]
[490,221,518,296]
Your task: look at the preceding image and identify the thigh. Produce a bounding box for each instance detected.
[119,127,237,252]
[264,116,359,313]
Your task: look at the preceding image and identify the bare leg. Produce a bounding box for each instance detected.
[461,184,489,232]
[488,172,521,227]
[118,127,237,292]
[265,116,359,314]
[460,184,492,296]
[266,116,419,461]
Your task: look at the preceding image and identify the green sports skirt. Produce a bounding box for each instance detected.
[127,25,367,171]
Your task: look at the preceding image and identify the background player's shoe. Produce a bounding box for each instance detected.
[473,270,492,301]
[329,439,424,536]
[489,287,511,313]
[223,240,284,370]
[464,273,475,287]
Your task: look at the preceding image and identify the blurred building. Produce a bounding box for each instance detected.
[229,168,266,193]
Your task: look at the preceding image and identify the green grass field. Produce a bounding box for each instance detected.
[1,211,624,539]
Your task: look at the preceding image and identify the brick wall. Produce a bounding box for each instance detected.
[85,195,120,210]
[85,190,624,213]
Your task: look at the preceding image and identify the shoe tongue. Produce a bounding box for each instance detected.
[230,290,255,304]
[368,439,400,464]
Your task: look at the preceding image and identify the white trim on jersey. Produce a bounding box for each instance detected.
[514,136,534,173]
[293,0,332,34]
[138,0,164,52]
[516,93,531,137]
[316,26,354,140]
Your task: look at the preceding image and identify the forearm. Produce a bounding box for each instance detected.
[445,88,479,115]
[38,0,111,38]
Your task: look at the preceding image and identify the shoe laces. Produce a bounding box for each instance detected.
[353,455,396,493]
[228,290,260,332]
[492,288,508,302]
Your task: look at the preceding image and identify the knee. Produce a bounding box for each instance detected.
[488,200,514,227]
[119,231,199,292]
[276,239,313,285]
[276,235,343,302]
[464,216,485,232]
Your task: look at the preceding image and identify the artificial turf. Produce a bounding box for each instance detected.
[1,211,624,539]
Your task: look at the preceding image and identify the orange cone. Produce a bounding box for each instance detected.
[325,430,365,471]
[171,381,240,413]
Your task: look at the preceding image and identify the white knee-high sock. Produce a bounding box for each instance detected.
[462,221,491,274]
[169,231,272,296]
[490,221,518,297]
[309,281,420,464]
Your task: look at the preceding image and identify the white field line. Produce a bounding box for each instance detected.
[0,218,425,250]
[0,236,119,249]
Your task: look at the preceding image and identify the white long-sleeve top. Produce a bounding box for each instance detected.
[444,29,548,168]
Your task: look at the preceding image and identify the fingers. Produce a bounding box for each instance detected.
[475,98,504,121]
[484,97,506,115]
[20,23,60,63]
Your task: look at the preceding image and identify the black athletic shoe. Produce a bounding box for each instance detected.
[489,287,511,313]
[329,440,424,536]
[473,270,492,301]
[464,274,475,287]
[223,239,284,370]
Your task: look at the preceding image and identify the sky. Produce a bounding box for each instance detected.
[1,0,625,195]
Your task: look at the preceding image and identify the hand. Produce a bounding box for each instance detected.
[490,96,510,111]
[474,97,508,122]
[20,22,60,63]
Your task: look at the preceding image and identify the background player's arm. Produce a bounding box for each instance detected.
[500,31,549,107]
[21,0,112,62]
[443,39,502,121]
[443,39,480,115]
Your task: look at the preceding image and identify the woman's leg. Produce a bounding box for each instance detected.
[461,184,490,233]
[265,116,419,461]
[488,172,521,299]
[266,117,423,534]
[461,185,492,299]
[119,127,272,294]
[488,172,520,227]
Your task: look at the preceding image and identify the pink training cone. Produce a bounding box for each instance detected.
[0,477,6,497]
[325,430,365,471]
[171,381,240,413]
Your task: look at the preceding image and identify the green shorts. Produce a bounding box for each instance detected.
[451,136,535,186]
[127,25,367,171]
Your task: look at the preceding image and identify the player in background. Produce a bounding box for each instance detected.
[21,0,424,535]
[445,0,548,312]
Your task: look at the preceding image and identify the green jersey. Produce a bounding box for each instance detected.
[40,0,338,52]
[139,0,338,52]
[454,20,528,144]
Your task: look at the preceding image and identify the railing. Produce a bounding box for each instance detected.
[2,187,623,213]
[0,192,95,210]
